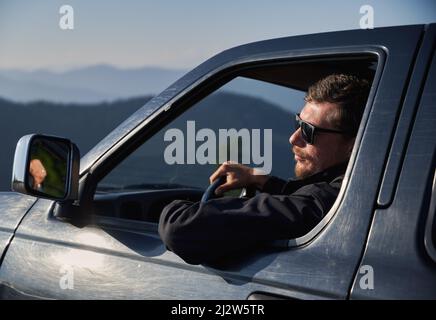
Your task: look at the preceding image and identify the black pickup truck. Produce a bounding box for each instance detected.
[0,24,435,299]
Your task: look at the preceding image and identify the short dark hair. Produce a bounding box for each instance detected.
[305,74,370,137]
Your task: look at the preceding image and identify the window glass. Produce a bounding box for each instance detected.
[97,76,305,192]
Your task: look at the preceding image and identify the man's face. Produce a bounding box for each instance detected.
[289,101,354,179]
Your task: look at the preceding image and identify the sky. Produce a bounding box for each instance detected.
[0,0,435,70]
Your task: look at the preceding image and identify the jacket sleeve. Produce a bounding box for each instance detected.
[259,176,289,194]
[158,181,340,265]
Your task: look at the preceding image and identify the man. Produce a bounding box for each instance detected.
[159,74,370,265]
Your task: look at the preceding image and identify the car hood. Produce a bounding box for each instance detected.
[0,192,37,266]
[0,192,37,231]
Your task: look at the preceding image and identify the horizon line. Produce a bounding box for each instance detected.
[0,63,189,73]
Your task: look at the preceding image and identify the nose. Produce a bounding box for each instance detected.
[289,128,305,147]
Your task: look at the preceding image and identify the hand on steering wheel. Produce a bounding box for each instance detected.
[201,176,256,203]
[201,162,262,203]
[201,176,226,203]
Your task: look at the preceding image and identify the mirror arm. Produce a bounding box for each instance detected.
[53,171,96,225]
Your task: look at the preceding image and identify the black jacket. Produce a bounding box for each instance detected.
[158,163,347,265]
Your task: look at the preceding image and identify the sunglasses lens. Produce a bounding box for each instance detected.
[301,121,313,144]
[295,117,300,131]
[295,114,314,144]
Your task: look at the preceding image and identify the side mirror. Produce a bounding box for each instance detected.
[11,134,80,201]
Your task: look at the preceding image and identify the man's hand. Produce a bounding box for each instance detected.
[209,161,269,195]
[29,159,47,189]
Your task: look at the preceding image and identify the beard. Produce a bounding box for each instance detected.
[293,148,320,179]
[295,160,313,179]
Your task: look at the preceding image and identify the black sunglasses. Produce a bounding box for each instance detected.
[295,113,345,144]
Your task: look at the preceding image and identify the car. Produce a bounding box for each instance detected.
[0,23,435,300]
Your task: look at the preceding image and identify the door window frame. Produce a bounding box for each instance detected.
[75,47,385,250]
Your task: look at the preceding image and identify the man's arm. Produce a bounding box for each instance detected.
[29,159,47,190]
[209,161,288,195]
[158,181,340,265]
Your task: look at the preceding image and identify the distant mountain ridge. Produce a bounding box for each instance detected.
[0,64,304,111]
[0,65,186,104]
[0,95,152,191]
[0,92,296,191]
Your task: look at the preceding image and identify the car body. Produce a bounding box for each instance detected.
[0,24,435,299]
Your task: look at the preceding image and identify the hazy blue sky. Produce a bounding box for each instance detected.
[0,0,435,70]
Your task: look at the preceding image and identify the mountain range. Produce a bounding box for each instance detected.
[0,64,301,191]
[0,92,296,192]
[0,65,185,104]
[0,65,303,110]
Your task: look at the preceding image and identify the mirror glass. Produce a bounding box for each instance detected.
[28,137,70,198]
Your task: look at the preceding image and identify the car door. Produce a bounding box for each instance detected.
[0,25,424,299]
[350,24,436,299]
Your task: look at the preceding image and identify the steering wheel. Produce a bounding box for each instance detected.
[201,176,256,203]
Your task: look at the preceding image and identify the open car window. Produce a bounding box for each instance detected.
[96,76,304,193]
[93,55,377,224]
